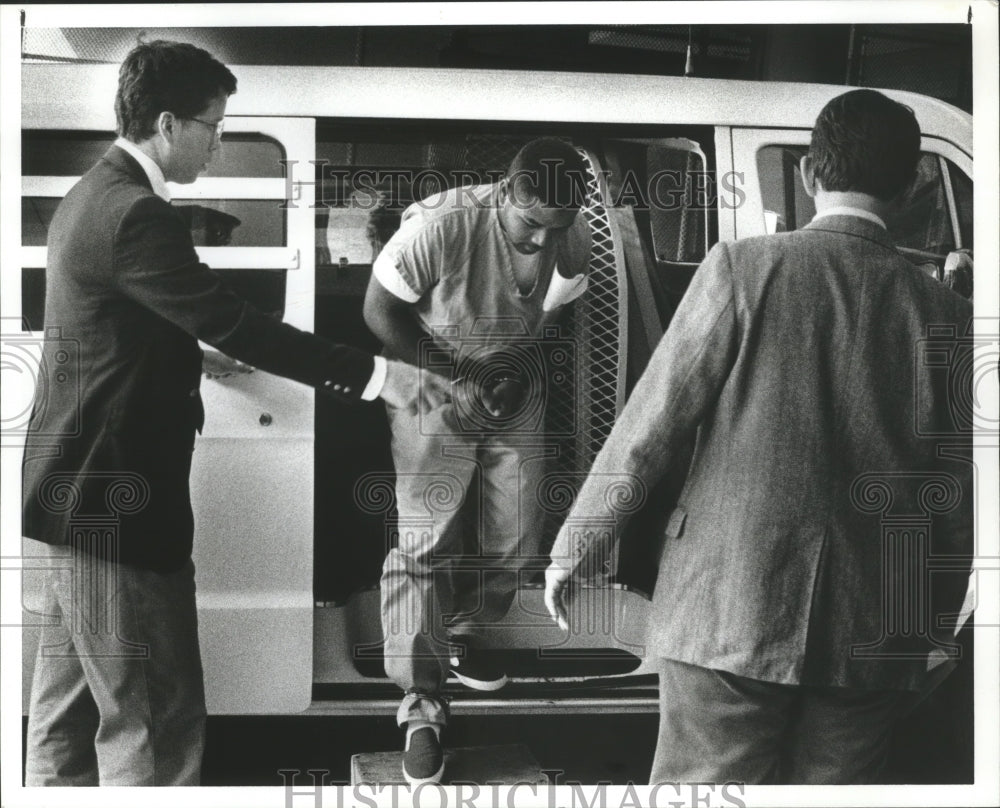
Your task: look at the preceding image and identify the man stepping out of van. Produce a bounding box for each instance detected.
[365,138,592,784]
[21,40,448,787]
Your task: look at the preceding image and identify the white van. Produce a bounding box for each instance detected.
[18,64,973,716]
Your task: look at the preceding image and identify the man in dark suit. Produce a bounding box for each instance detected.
[545,89,974,784]
[21,40,447,786]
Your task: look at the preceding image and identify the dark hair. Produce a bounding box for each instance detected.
[808,89,921,201]
[115,40,237,142]
[506,138,588,209]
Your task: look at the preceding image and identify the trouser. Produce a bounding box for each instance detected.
[380,403,549,727]
[24,540,206,786]
[650,658,913,785]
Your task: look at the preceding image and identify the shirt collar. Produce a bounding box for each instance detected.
[114,137,171,202]
[811,205,886,230]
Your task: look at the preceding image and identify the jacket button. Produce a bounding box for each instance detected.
[333,384,343,392]
[323,380,332,387]
[189,389,199,398]
[343,386,352,394]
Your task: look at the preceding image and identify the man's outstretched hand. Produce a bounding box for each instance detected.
[202,349,254,380]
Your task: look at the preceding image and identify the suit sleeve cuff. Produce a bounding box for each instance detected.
[361,355,388,401]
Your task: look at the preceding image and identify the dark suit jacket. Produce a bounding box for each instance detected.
[551,215,974,691]
[22,145,375,572]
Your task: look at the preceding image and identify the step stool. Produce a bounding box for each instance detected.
[351,743,547,786]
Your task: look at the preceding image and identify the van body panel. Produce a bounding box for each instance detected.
[23,64,972,155]
[17,63,973,715]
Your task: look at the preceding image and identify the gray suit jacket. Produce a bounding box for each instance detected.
[551,215,974,691]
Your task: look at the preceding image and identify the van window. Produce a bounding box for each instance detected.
[22,132,289,247]
[886,154,959,256]
[314,133,539,282]
[22,197,286,248]
[647,144,711,265]
[22,130,285,178]
[20,130,291,328]
[597,136,715,332]
[22,131,115,176]
[755,145,814,233]
[756,145,971,257]
[948,160,973,249]
[173,201,286,247]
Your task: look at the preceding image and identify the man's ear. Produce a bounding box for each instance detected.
[156,111,178,143]
[799,154,819,198]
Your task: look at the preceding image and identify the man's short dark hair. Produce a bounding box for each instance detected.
[808,89,921,201]
[506,138,588,209]
[115,40,237,142]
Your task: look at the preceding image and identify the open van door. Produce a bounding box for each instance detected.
[19,90,319,713]
[729,126,973,272]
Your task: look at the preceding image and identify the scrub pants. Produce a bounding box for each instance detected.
[24,540,206,786]
[380,402,549,727]
[650,658,912,785]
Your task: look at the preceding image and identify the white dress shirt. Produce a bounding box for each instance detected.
[811,205,887,230]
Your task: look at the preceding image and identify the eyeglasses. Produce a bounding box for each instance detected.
[185,116,225,142]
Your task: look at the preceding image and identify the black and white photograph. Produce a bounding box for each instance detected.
[1,3,997,807]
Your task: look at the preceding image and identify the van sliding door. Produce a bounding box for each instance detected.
[181,117,317,713]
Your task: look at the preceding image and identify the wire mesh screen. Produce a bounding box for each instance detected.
[460,135,531,183]
[572,150,624,467]
[540,148,625,556]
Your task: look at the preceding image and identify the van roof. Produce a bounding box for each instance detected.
[22,63,971,151]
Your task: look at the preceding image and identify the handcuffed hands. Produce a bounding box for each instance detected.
[450,352,530,425]
[479,375,527,419]
[379,359,451,414]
